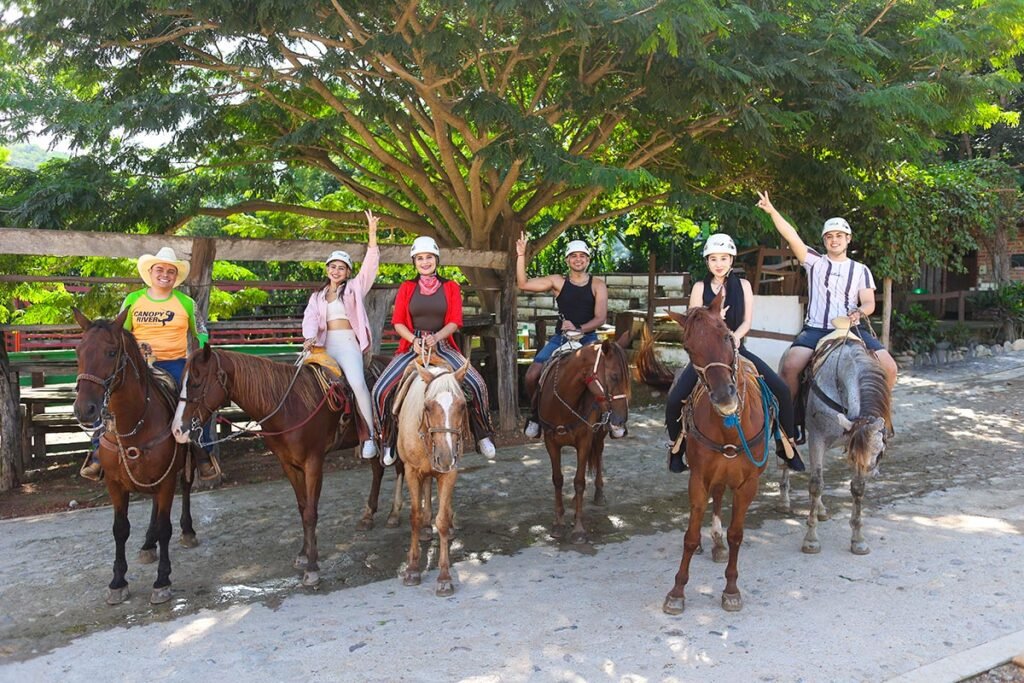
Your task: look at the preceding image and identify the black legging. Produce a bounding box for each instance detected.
[665,346,795,443]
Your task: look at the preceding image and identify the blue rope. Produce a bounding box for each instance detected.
[721,378,778,468]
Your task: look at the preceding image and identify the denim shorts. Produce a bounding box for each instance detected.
[793,325,884,351]
[533,332,598,364]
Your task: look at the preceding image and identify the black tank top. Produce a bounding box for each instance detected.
[702,272,745,334]
[556,276,596,328]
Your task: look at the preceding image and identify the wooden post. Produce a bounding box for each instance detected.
[494,257,520,433]
[958,290,966,323]
[364,288,398,356]
[882,277,893,349]
[184,237,216,350]
[0,335,23,491]
[646,251,656,328]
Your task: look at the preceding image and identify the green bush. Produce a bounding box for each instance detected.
[942,322,973,348]
[969,282,1024,342]
[892,304,938,354]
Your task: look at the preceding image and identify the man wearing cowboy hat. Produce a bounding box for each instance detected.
[80,246,221,481]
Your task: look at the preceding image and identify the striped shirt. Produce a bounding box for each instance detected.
[803,249,875,329]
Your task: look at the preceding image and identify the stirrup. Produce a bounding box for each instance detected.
[79,455,103,482]
[197,454,222,481]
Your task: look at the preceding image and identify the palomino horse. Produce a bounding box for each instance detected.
[781,333,891,555]
[662,292,772,614]
[173,345,357,587]
[536,334,631,544]
[394,357,470,597]
[72,308,199,605]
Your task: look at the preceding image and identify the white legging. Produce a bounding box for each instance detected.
[325,329,375,437]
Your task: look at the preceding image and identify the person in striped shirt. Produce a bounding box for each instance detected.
[756,191,898,404]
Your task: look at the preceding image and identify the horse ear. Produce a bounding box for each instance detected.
[615,330,632,349]
[113,306,130,330]
[201,344,213,361]
[871,416,885,432]
[836,413,855,431]
[453,358,470,383]
[666,310,687,328]
[418,365,434,383]
[707,288,725,316]
[72,307,91,331]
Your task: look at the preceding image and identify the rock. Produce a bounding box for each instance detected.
[1004,340,1013,352]
[976,346,992,358]
[68,500,78,509]
[1012,339,1024,352]
[1012,652,1024,669]
[992,345,1004,355]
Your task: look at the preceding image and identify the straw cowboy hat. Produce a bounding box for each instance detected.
[137,247,190,288]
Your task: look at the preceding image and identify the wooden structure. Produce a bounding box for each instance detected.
[0,227,511,491]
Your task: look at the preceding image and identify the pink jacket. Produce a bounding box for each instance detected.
[301,245,380,352]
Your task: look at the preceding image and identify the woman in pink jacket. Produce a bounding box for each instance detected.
[302,210,381,459]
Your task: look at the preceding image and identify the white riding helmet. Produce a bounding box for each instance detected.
[324,250,353,269]
[702,233,737,257]
[410,235,441,258]
[822,217,852,236]
[564,240,592,258]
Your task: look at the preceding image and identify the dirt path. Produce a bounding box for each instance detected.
[1,354,1023,681]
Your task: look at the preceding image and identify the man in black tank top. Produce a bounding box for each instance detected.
[516,233,609,437]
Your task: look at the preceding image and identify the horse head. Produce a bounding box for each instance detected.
[836,414,887,476]
[417,359,470,472]
[173,344,228,445]
[587,333,631,438]
[72,306,133,428]
[668,289,739,416]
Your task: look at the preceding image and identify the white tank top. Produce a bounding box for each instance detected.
[326,297,348,322]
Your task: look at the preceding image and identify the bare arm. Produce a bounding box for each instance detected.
[733,279,754,344]
[849,287,876,326]
[688,281,704,309]
[756,191,808,264]
[578,278,608,334]
[515,230,563,293]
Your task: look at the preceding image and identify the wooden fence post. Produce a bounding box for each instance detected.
[184,238,216,350]
[0,335,23,491]
[882,277,893,349]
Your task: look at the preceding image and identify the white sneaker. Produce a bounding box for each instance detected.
[477,437,496,459]
[524,421,540,438]
[381,446,396,467]
[361,440,378,459]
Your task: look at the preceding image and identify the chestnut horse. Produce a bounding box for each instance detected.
[395,358,470,597]
[662,292,773,614]
[536,334,631,544]
[173,345,357,587]
[72,308,199,605]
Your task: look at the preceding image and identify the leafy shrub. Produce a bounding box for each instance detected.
[892,304,938,354]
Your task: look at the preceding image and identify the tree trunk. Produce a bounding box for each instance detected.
[0,337,23,491]
[183,237,216,353]
[990,226,1011,285]
[881,277,892,349]
[364,288,398,356]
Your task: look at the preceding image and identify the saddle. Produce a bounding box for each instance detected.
[536,337,586,396]
[793,322,868,443]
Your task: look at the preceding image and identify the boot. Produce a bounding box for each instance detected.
[79,452,103,482]
[477,437,497,458]
[361,439,378,459]
[197,451,222,481]
[381,446,397,467]
[668,439,688,473]
[776,438,806,472]
[524,419,540,439]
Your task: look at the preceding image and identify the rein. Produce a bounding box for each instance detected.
[541,344,628,435]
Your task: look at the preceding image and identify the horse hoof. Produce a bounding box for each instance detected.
[150,586,173,605]
[436,580,455,597]
[721,591,743,612]
[711,547,728,564]
[356,517,374,532]
[851,541,871,556]
[419,528,433,542]
[570,531,588,545]
[694,543,704,555]
[302,571,320,587]
[293,555,309,570]
[550,524,566,540]
[137,548,158,565]
[385,515,401,529]
[106,586,130,605]
[593,490,607,507]
[802,540,821,554]
[403,571,421,587]
[662,595,685,615]
[816,512,830,522]
[179,533,200,549]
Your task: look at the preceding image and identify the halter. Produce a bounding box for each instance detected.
[416,364,465,473]
[690,348,741,417]
[544,343,629,434]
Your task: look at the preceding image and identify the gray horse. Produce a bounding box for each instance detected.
[780,340,892,555]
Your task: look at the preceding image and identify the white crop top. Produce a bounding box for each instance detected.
[326,297,348,322]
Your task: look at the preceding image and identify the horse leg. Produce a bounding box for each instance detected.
[849,472,870,555]
[778,466,792,513]
[663,476,709,615]
[299,456,325,587]
[403,470,424,586]
[357,456,385,531]
[150,482,175,604]
[710,484,728,563]
[802,440,825,554]
[545,440,566,540]
[386,470,404,528]
[434,472,457,597]
[138,499,159,565]
[419,479,434,543]
[178,462,198,548]
[592,437,606,507]
[569,438,590,544]
[106,484,132,605]
[721,477,758,612]
[281,464,310,570]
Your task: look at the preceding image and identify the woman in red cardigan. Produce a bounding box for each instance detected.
[371,236,496,466]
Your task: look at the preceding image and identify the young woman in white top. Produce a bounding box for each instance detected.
[301,210,381,459]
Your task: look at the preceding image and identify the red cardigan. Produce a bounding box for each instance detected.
[392,278,463,354]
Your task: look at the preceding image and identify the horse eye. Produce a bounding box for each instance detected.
[107,350,116,358]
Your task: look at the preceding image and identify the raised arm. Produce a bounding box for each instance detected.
[756,191,808,264]
[515,231,563,293]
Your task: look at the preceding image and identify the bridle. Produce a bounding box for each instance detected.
[75,326,149,438]
[547,343,629,434]
[180,351,231,443]
[416,367,465,473]
[690,339,742,417]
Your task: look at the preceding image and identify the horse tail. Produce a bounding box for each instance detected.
[634,323,673,390]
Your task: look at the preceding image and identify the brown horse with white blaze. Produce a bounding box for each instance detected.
[72,308,199,606]
[536,334,631,544]
[663,291,771,614]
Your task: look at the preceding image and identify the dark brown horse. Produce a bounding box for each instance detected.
[663,291,771,614]
[536,334,631,544]
[72,308,199,606]
[173,346,357,587]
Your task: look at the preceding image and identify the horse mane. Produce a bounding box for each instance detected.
[847,345,892,454]
[218,350,325,414]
